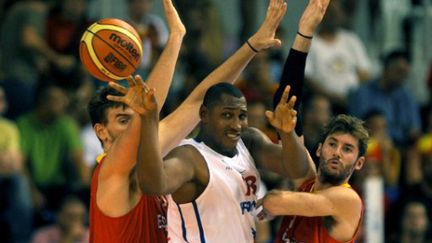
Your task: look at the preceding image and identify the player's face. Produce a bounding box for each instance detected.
[202,94,248,156]
[96,106,134,150]
[316,133,365,185]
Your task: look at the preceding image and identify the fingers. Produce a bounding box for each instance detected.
[126,75,136,87]
[108,82,128,94]
[288,95,297,109]
[265,110,275,123]
[256,198,264,207]
[270,0,287,23]
[106,95,124,103]
[278,85,291,106]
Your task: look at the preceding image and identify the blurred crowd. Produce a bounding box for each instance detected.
[0,0,431,242]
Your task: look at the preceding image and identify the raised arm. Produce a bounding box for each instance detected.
[159,0,287,156]
[263,86,316,179]
[145,0,185,112]
[273,0,330,136]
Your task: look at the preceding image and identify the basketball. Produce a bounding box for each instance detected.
[79,18,143,82]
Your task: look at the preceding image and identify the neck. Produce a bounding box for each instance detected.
[314,174,350,191]
[195,130,238,158]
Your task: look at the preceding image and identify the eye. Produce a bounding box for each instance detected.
[222,112,232,119]
[239,113,248,121]
[328,142,336,147]
[343,146,353,153]
[118,117,130,124]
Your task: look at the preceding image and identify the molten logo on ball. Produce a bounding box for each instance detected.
[109,33,140,61]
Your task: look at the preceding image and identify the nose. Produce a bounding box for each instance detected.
[332,146,342,158]
[230,117,243,131]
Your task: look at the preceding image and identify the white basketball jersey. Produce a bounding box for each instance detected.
[167,138,260,243]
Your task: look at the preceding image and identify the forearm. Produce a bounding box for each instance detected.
[279,131,313,179]
[273,49,307,136]
[137,116,166,195]
[146,33,184,111]
[263,190,294,216]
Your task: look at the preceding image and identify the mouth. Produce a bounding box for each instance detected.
[327,159,341,169]
[226,132,241,141]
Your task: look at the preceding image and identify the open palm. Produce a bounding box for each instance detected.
[107,75,158,118]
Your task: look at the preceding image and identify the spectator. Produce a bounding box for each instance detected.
[0,0,75,119]
[363,110,401,197]
[0,84,33,243]
[126,0,168,77]
[32,196,89,243]
[238,52,277,106]
[386,155,432,240]
[305,0,371,112]
[348,49,421,146]
[16,84,88,226]
[388,200,431,243]
[302,94,332,165]
[44,0,91,91]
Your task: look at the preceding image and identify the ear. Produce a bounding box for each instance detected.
[199,105,209,123]
[315,143,322,158]
[354,156,366,170]
[94,123,107,143]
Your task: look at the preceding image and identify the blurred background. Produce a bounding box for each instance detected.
[0,0,431,242]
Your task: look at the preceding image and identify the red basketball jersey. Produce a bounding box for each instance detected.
[89,156,168,243]
[274,178,363,243]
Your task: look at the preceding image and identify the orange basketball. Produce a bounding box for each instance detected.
[79,18,143,82]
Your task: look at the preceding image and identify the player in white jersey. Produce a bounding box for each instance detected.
[167,138,259,242]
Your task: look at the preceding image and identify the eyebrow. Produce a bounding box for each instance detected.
[328,136,355,148]
[115,113,131,118]
[222,107,247,111]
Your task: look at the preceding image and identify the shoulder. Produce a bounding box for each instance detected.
[0,118,18,131]
[241,127,270,150]
[338,29,362,42]
[321,186,363,214]
[166,143,205,162]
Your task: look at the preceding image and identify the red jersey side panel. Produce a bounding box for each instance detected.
[89,158,167,243]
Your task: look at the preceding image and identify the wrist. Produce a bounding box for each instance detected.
[246,39,259,53]
[297,31,313,40]
[168,32,185,41]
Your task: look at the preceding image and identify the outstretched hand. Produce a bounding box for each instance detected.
[298,0,331,36]
[163,0,186,37]
[265,85,297,134]
[106,75,158,119]
[248,0,287,51]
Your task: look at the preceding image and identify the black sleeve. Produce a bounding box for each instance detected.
[272,48,308,136]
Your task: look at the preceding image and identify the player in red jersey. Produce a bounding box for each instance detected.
[259,1,369,242]
[87,0,286,241]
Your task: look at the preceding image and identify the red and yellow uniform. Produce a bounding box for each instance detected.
[274,179,363,243]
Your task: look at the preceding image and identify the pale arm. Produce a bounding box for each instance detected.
[145,0,185,111]
[262,187,362,218]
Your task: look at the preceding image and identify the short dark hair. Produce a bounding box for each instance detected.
[320,114,369,157]
[88,86,126,126]
[382,49,409,69]
[202,83,244,108]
